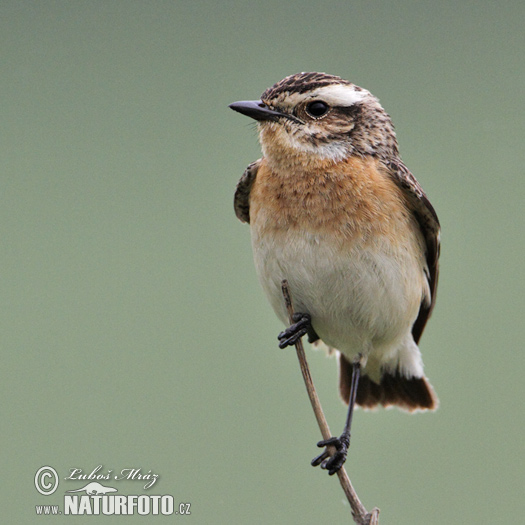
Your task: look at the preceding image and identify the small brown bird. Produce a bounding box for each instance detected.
[229,72,440,475]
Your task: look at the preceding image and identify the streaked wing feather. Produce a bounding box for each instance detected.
[234,159,261,223]
[386,159,440,344]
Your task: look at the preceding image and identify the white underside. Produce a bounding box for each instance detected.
[252,228,428,382]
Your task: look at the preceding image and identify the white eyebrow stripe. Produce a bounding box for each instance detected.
[308,84,367,107]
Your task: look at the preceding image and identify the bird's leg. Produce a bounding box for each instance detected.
[312,360,361,475]
[277,312,319,348]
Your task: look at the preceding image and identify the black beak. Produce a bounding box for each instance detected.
[228,100,286,122]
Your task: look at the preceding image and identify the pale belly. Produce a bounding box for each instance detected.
[252,227,427,362]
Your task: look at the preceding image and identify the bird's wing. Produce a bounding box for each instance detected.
[234,159,261,224]
[386,159,441,344]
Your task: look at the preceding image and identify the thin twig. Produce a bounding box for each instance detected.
[281,280,380,525]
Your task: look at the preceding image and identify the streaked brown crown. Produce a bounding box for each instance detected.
[262,72,353,101]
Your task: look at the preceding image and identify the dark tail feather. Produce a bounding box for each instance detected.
[339,353,438,412]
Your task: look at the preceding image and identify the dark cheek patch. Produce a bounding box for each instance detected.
[338,105,362,119]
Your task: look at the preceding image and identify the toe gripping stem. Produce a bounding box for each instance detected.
[311,434,350,476]
[277,312,315,349]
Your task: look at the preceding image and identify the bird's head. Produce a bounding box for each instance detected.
[230,72,399,171]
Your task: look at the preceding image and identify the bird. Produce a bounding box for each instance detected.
[229,72,440,475]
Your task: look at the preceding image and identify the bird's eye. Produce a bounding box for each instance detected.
[305,100,329,118]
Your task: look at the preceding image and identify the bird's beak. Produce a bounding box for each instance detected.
[229,100,286,121]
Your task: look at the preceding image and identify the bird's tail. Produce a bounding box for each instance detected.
[338,353,438,411]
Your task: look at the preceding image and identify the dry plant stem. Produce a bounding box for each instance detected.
[281,280,380,525]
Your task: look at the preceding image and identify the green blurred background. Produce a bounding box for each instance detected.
[2,1,523,523]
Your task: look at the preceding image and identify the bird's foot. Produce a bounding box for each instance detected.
[311,435,350,476]
[278,312,312,348]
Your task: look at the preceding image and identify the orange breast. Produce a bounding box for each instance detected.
[249,155,416,247]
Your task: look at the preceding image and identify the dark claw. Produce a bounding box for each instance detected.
[277,313,312,349]
[311,449,330,467]
[311,435,350,475]
[278,328,308,348]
